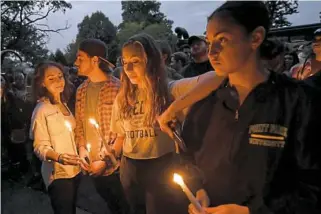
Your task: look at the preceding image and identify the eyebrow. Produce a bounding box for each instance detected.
[214,30,230,38]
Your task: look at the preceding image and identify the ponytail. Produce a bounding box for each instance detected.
[260,38,285,60]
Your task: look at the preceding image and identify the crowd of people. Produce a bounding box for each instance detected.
[1,1,321,214]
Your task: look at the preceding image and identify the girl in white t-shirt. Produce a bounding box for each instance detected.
[109,33,223,214]
[30,61,81,214]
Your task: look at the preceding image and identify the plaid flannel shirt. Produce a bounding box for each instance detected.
[75,75,120,154]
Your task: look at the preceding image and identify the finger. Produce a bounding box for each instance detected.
[65,155,80,162]
[79,161,87,170]
[204,206,221,213]
[188,204,198,214]
[67,154,80,159]
[65,160,79,166]
[200,198,209,208]
[80,159,90,169]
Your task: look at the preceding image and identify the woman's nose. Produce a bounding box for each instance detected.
[125,62,133,71]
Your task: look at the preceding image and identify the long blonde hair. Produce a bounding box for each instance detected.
[118,33,171,126]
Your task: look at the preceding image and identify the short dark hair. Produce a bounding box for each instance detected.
[33,61,71,104]
[285,51,300,67]
[172,52,188,67]
[78,38,114,74]
[261,38,285,60]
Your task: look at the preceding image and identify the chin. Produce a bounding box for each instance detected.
[129,79,139,85]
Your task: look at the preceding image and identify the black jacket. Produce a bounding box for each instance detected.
[182,72,321,214]
[181,60,213,78]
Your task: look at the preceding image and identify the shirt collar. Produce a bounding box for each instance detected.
[216,72,277,110]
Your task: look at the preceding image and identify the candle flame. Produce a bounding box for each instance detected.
[89,118,99,128]
[64,121,72,132]
[86,143,91,152]
[173,173,184,186]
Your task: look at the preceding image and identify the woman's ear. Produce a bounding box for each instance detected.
[251,26,266,50]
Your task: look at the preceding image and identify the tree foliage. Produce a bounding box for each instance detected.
[120,0,173,30]
[49,49,68,66]
[265,0,299,28]
[64,11,117,65]
[1,1,72,65]
[117,1,174,46]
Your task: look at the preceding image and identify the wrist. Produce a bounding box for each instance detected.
[112,148,121,158]
[79,146,86,151]
[167,104,176,117]
[57,153,63,163]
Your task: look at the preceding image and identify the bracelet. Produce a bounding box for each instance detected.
[57,154,63,164]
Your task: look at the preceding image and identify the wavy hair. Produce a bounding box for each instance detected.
[33,61,71,104]
[119,33,171,126]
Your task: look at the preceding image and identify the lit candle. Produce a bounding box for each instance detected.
[89,118,99,130]
[64,121,77,154]
[173,173,204,213]
[85,143,92,164]
[88,118,118,166]
[86,143,91,153]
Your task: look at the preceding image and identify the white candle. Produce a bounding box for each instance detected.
[173,173,204,212]
[64,121,77,154]
[88,118,118,166]
[89,118,104,148]
[86,143,91,153]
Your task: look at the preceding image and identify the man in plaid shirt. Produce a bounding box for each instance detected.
[74,39,128,214]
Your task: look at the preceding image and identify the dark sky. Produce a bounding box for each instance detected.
[43,1,321,52]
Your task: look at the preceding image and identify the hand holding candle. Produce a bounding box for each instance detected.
[85,143,91,164]
[64,121,77,155]
[88,118,118,167]
[173,173,205,213]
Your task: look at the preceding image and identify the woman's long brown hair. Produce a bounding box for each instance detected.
[119,33,171,126]
[33,61,71,104]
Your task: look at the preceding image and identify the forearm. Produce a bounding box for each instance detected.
[170,72,224,115]
[112,137,124,157]
[45,149,60,162]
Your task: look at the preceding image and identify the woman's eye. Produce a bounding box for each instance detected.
[219,37,227,44]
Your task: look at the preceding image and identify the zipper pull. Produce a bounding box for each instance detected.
[235,110,239,120]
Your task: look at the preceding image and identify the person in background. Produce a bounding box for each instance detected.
[1,74,11,164]
[65,67,77,115]
[262,38,286,74]
[290,28,321,81]
[181,35,213,78]
[283,51,299,76]
[156,40,183,80]
[297,44,309,64]
[7,72,33,178]
[170,52,189,75]
[74,38,129,214]
[179,44,191,60]
[158,2,321,214]
[12,72,26,99]
[113,56,123,79]
[30,61,81,214]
